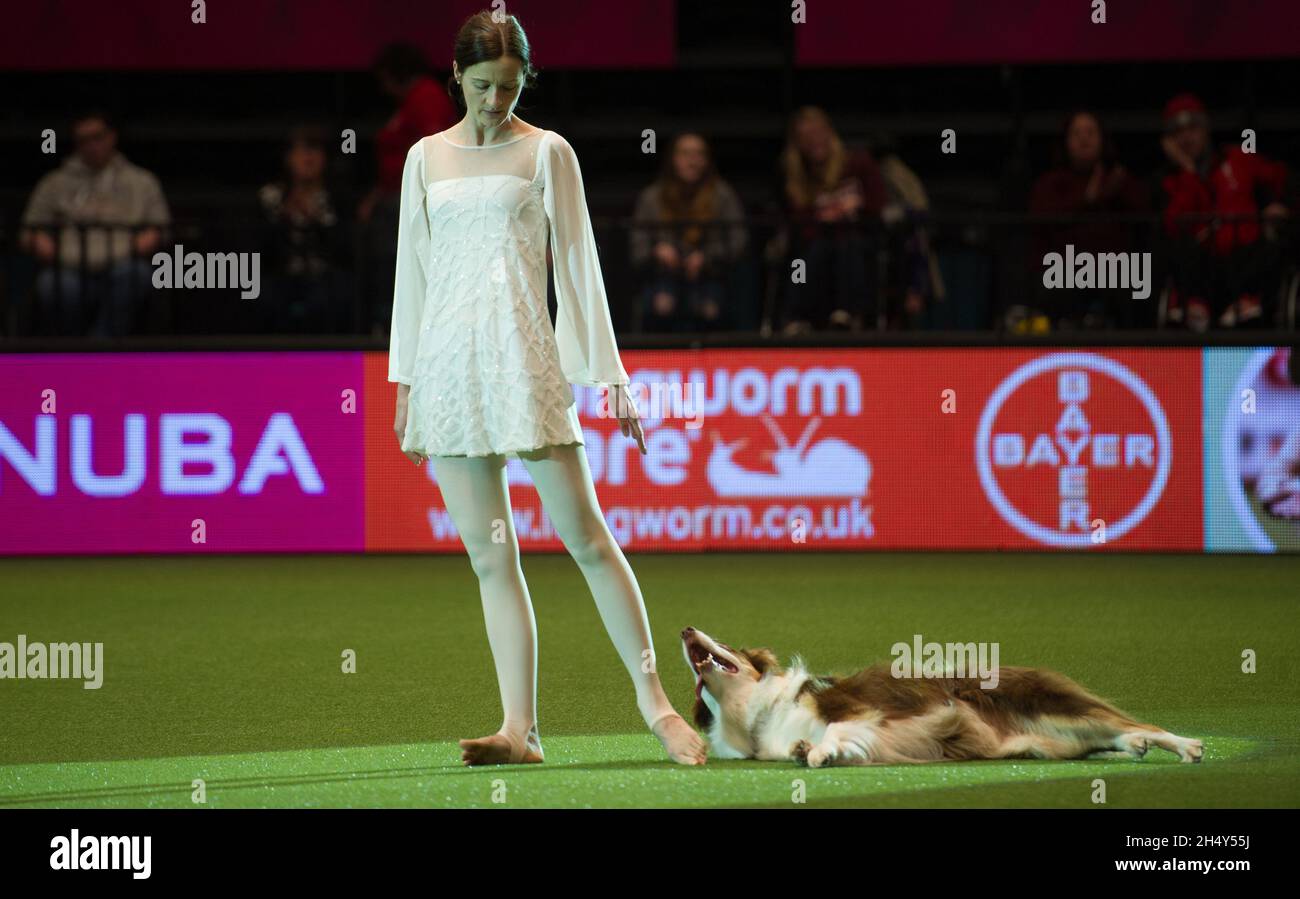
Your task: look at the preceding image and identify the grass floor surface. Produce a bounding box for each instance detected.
[1,552,1296,808]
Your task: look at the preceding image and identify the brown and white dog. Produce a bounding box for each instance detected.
[680,627,1203,767]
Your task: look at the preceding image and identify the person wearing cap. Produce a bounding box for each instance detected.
[1157,92,1292,331]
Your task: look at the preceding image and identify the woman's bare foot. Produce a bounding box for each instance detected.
[459,729,544,766]
[651,713,708,765]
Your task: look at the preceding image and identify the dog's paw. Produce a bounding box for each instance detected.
[790,739,812,766]
[1115,733,1150,759]
[1178,738,1204,764]
[806,746,832,768]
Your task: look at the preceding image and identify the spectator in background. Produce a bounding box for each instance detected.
[629,132,748,332]
[1157,93,1291,331]
[19,109,170,337]
[873,133,946,330]
[1029,109,1150,329]
[256,125,352,334]
[359,43,456,335]
[776,106,886,334]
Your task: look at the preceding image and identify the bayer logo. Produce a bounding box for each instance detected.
[976,353,1172,547]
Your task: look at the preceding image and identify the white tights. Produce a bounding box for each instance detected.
[428,442,679,756]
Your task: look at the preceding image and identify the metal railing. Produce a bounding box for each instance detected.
[1,211,1294,341]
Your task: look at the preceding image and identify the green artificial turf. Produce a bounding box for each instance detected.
[0,552,1296,808]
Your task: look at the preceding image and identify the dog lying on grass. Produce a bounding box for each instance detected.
[681,627,1203,767]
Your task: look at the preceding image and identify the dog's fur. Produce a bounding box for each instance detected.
[680,627,1203,767]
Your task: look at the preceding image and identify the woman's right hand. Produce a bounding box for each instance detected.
[394,385,426,466]
[30,231,57,263]
[653,242,680,269]
[1160,135,1196,173]
[1084,163,1105,202]
[357,186,381,225]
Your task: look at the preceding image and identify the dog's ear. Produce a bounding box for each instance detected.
[740,647,779,677]
[692,694,714,729]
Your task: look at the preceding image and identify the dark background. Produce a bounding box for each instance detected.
[3,0,1297,337]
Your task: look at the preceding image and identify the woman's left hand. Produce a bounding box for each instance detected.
[611,384,647,455]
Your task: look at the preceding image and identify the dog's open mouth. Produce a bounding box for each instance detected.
[687,642,738,699]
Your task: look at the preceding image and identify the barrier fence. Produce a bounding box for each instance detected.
[4,212,1296,338]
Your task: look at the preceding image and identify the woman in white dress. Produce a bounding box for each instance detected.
[388,12,707,766]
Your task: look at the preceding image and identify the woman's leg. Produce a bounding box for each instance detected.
[518,442,707,764]
[427,452,543,765]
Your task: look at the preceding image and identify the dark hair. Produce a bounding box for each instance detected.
[286,124,328,152]
[1054,108,1118,169]
[70,107,116,133]
[658,131,717,184]
[656,132,721,249]
[372,42,430,84]
[445,10,538,112]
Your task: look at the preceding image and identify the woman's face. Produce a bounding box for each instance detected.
[455,56,525,129]
[286,143,325,182]
[794,116,831,164]
[1170,122,1209,162]
[377,71,403,99]
[1066,114,1102,168]
[672,135,708,184]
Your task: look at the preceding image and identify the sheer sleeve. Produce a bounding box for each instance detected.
[387,139,429,386]
[541,132,631,388]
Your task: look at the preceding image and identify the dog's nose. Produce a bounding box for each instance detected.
[681,627,694,638]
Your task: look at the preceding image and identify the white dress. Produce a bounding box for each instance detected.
[387,126,631,458]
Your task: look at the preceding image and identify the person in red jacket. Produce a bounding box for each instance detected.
[1157,93,1291,331]
[360,43,457,335]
